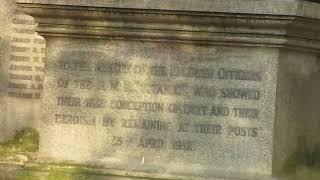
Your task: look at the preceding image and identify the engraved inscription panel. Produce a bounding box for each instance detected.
[0,0,45,140]
[9,12,45,99]
[42,38,277,178]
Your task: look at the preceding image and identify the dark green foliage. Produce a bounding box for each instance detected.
[0,127,39,153]
[311,143,320,168]
[284,136,320,173]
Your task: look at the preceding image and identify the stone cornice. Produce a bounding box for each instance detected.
[16,1,320,52]
[14,0,320,17]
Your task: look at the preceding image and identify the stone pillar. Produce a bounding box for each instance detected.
[16,0,320,179]
[0,0,45,141]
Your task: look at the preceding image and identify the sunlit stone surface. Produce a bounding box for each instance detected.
[8,0,320,179]
[0,0,45,141]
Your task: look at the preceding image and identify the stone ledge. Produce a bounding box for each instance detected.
[12,0,314,17]
[14,0,320,19]
[15,2,320,52]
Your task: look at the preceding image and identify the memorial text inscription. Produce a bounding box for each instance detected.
[42,40,277,176]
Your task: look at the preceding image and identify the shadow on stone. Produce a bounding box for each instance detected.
[283,136,320,179]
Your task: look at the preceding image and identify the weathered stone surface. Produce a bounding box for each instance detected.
[15,0,320,179]
[0,0,45,141]
[274,50,320,173]
[13,0,320,18]
[0,0,12,142]
[40,39,276,179]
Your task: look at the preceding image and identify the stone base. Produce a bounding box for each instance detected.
[0,162,319,180]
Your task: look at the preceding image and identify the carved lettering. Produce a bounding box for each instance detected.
[8,82,28,89]
[151,83,186,96]
[57,96,81,107]
[228,126,259,137]
[74,79,93,90]
[221,88,260,100]
[138,137,165,149]
[9,64,32,71]
[10,55,29,62]
[12,18,35,25]
[54,114,96,126]
[168,103,208,116]
[193,86,217,98]
[103,116,115,127]
[8,91,33,99]
[9,73,32,80]
[14,28,34,34]
[111,101,164,113]
[194,124,222,135]
[12,37,31,43]
[34,38,45,44]
[11,46,29,53]
[57,79,69,88]
[85,98,106,108]
[122,119,172,131]
[170,65,215,79]
[172,140,195,151]
[218,68,261,81]
[233,108,259,118]
[59,61,92,72]
[96,62,131,74]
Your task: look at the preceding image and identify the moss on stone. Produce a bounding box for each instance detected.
[283,136,320,179]
[310,143,320,168]
[0,162,179,180]
[0,127,39,154]
[25,163,175,179]
[284,166,320,180]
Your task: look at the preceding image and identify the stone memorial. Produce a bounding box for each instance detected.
[0,0,45,141]
[13,0,320,179]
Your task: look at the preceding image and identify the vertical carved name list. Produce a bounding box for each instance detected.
[8,12,45,99]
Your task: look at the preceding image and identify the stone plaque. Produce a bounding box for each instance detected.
[0,0,45,140]
[41,37,277,178]
[16,0,320,179]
